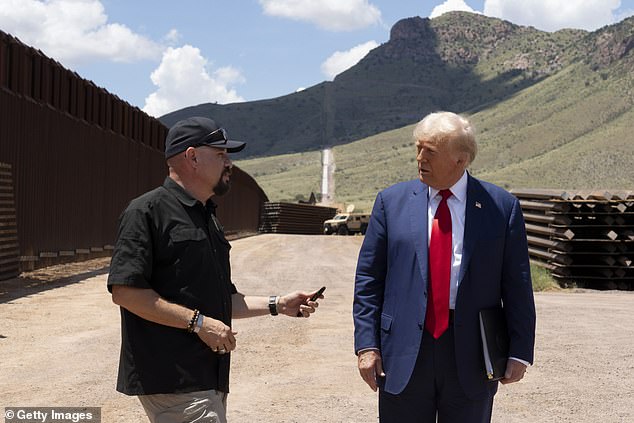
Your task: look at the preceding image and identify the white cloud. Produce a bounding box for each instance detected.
[163,29,181,45]
[483,0,623,31]
[0,0,163,65]
[143,45,245,117]
[321,40,379,80]
[430,0,478,19]
[258,0,381,31]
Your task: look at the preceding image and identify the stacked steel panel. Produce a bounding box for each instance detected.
[512,189,634,289]
[0,163,19,280]
[259,203,337,235]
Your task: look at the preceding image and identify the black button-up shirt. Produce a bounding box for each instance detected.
[108,177,237,395]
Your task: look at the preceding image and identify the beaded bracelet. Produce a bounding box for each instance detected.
[187,309,200,333]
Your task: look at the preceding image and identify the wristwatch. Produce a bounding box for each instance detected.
[268,295,279,316]
[193,313,204,333]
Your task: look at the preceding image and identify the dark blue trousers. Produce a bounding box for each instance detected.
[379,326,494,423]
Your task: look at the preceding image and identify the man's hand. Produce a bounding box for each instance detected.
[501,359,527,384]
[358,350,385,392]
[197,316,237,354]
[278,291,322,318]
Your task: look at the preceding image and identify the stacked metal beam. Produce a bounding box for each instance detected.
[512,189,634,289]
[259,202,337,235]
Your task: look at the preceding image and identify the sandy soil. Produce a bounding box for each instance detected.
[1,234,633,422]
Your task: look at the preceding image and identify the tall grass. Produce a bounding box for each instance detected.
[530,264,560,292]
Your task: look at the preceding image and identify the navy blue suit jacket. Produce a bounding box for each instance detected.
[353,175,536,399]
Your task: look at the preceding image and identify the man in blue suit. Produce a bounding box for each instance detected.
[353,112,536,422]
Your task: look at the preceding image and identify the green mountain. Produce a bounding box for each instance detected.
[162,12,592,159]
[233,13,634,210]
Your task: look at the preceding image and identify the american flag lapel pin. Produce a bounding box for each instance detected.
[475,201,482,209]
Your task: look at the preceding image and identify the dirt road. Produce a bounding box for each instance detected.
[1,234,633,422]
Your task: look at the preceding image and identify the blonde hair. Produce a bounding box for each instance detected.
[413,112,477,165]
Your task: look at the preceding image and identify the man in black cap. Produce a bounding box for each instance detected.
[107,117,323,423]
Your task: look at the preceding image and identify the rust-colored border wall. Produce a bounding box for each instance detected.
[0,31,168,145]
[0,30,268,274]
[0,89,167,268]
[214,167,269,234]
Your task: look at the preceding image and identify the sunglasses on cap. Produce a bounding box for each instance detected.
[196,128,229,147]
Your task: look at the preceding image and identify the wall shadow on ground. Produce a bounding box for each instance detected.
[0,264,110,305]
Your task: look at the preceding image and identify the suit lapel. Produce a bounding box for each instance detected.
[458,175,485,284]
[410,181,429,286]
[411,176,485,289]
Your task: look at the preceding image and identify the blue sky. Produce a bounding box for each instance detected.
[1,0,633,117]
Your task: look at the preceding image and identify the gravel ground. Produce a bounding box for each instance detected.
[1,234,633,422]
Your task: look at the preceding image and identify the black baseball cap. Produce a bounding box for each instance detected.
[164,116,246,159]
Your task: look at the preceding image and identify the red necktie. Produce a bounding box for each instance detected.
[425,189,452,339]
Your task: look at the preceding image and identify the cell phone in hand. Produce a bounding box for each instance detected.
[297,286,326,317]
[310,286,327,301]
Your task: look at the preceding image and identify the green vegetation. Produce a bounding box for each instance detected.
[236,15,634,210]
[164,12,630,159]
[239,151,323,204]
[237,61,633,209]
[530,264,560,292]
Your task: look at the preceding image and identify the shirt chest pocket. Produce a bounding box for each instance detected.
[168,227,210,261]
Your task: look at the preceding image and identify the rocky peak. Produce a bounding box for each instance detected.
[389,16,435,42]
[588,17,634,68]
[379,16,438,62]
[384,12,520,66]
